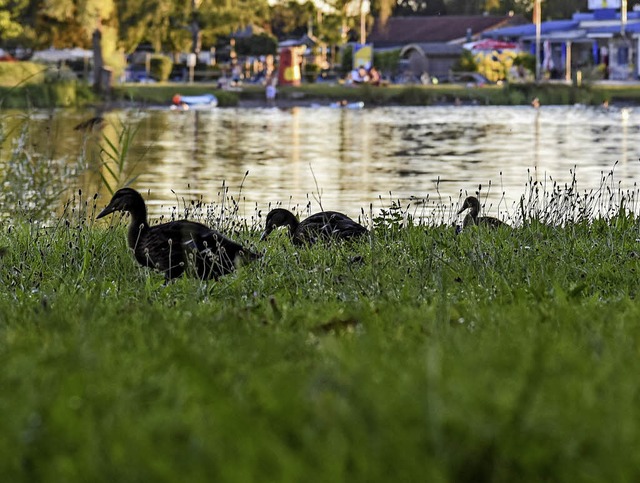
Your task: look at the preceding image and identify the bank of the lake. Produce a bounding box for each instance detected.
[112,81,640,108]
[4,80,640,109]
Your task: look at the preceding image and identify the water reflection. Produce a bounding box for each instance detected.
[2,105,639,223]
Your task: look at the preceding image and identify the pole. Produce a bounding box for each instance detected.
[360,0,366,45]
[534,0,541,82]
[621,0,631,79]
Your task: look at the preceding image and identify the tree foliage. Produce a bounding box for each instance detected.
[393,0,588,17]
[0,0,616,69]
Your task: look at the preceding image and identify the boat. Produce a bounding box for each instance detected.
[171,93,218,110]
[332,101,364,109]
[310,100,365,109]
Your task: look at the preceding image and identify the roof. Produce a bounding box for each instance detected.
[483,20,579,39]
[368,15,528,47]
[486,17,640,42]
[400,43,464,57]
[484,10,640,42]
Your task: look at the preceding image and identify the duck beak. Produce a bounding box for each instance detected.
[260,225,273,241]
[96,204,116,219]
[457,206,466,215]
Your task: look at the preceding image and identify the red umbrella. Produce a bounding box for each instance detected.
[464,39,518,52]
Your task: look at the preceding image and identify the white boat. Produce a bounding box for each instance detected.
[171,93,218,110]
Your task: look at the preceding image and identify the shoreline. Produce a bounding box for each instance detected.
[3,81,640,109]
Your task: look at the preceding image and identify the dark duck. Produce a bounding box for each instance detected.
[97,188,260,280]
[260,208,368,246]
[457,196,508,229]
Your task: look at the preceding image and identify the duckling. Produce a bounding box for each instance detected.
[260,208,368,246]
[457,196,507,229]
[97,188,259,280]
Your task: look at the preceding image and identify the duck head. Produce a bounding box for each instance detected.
[457,196,481,216]
[260,208,299,241]
[97,188,146,219]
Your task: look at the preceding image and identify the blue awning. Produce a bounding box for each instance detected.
[483,20,579,39]
[587,23,640,35]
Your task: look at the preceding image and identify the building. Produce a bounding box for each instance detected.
[484,8,640,81]
[367,15,527,81]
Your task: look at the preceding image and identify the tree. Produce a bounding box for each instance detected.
[115,0,175,54]
[270,0,314,39]
[184,0,271,53]
[394,0,447,15]
[0,0,28,43]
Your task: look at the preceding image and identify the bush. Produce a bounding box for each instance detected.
[452,49,478,73]
[149,55,172,82]
[0,81,82,108]
[340,45,353,76]
[513,52,535,74]
[373,49,401,78]
[304,63,320,83]
[0,61,47,86]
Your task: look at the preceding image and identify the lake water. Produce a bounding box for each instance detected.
[4,104,640,225]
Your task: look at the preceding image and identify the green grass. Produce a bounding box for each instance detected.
[1,175,640,482]
[113,83,241,107]
[111,81,624,107]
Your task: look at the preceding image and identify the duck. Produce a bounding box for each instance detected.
[96,188,260,280]
[260,208,368,246]
[457,196,507,229]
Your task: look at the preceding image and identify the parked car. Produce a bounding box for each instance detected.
[124,64,157,83]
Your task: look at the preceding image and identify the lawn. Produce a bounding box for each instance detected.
[1,174,640,482]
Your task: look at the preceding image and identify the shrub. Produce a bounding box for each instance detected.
[304,63,320,83]
[340,45,353,76]
[452,49,478,73]
[513,52,535,75]
[149,55,172,82]
[374,49,401,77]
[0,61,47,86]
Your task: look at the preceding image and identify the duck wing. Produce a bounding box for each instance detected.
[325,216,368,239]
[477,216,508,228]
[296,211,367,244]
[134,220,251,280]
[132,221,199,278]
[178,222,257,279]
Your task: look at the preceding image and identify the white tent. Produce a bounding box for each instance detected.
[31,48,93,63]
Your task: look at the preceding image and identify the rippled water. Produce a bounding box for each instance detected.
[3,104,639,224]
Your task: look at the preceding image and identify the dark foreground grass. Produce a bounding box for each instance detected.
[1,186,640,482]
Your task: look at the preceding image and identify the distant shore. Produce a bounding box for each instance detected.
[112,81,640,109]
[2,80,640,109]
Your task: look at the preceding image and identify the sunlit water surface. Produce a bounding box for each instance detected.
[4,104,640,225]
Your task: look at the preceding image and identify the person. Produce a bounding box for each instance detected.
[368,66,381,86]
[171,94,188,111]
[357,66,369,83]
[349,68,363,84]
[265,78,277,105]
[231,63,242,85]
[350,66,370,85]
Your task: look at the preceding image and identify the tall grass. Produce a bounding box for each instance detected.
[0,115,88,222]
[2,116,640,481]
